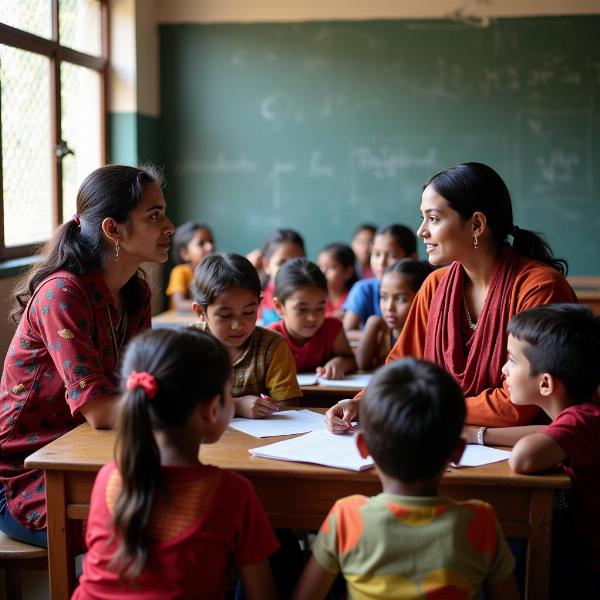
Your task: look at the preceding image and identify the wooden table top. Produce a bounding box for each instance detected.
[26,415,569,491]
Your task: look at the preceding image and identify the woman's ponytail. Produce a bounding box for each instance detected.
[511,226,568,276]
[111,384,161,579]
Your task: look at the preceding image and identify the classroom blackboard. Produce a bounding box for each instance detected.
[159,17,600,274]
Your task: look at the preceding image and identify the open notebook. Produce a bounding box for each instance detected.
[296,373,373,388]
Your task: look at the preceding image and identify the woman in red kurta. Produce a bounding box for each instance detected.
[327,162,576,431]
[0,165,174,546]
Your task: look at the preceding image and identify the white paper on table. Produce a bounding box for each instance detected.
[453,444,511,467]
[316,373,373,388]
[249,429,374,471]
[229,409,326,438]
[297,373,318,386]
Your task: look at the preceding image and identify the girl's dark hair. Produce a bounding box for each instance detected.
[319,243,358,290]
[376,224,417,257]
[353,223,377,237]
[171,221,213,265]
[112,327,230,579]
[192,253,261,308]
[383,259,433,294]
[274,258,327,303]
[361,358,465,483]
[11,164,163,322]
[425,162,567,274]
[261,228,305,261]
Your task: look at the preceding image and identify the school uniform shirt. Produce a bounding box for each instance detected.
[543,401,600,572]
[0,271,151,530]
[343,278,381,327]
[313,494,515,600]
[73,462,279,600]
[325,290,349,318]
[259,280,281,326]
[165,264,194,307]
[268,317,342,373]
[230,327,301,402]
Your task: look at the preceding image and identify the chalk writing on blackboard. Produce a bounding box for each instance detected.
[175,155,257,175]
[265,160,296,209]
[309,151,334,178]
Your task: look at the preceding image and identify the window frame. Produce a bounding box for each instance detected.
[0,0,109,260]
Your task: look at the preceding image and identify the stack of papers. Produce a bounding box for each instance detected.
[250,429,374,471]
[229,409,326,438]
[296,373,373,388]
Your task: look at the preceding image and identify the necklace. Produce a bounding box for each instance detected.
[462,292,478,331]
[107,305,128,360]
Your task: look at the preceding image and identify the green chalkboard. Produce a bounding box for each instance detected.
[159,17,600,274]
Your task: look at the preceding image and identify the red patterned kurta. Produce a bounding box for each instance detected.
[0,270,151,529]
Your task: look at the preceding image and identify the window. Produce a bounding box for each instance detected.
[0,0,108,259]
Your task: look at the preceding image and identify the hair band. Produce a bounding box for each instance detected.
[72,214,81,226]
[126,370,158,399]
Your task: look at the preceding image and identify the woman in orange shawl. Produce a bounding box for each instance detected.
[327,162,576,431]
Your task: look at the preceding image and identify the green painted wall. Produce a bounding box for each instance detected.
[108,112,160,167]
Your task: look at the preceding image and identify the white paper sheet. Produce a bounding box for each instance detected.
[249,429,374,471]
[229,409,326,438]
[296,373,318,386]
[316,373,373,388]
[453,444,511,467]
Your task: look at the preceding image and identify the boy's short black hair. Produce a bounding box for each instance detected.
[507,304,600,400]
[274,258,327,303]
[361,358,465,483]
[192,253,261,308]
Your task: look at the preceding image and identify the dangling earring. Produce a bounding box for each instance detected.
[115,240,120,263]
[472,234,478,250]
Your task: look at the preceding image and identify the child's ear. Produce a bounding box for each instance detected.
[356,432,371,459]
[198,393,222,423]
[192,302,207,321]
[539,372,555,397]
[450,437,467,465]
[272,297,285,317]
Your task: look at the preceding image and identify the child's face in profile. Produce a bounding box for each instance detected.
[370,234,408,280]
[379,272,415,334]
[207,379,235,443]
[202,287,259,350]
[263,242,304,279]
[317,251,352,293]
[278,286,326,343]
[502,334,542,406]
[182,228,214,268]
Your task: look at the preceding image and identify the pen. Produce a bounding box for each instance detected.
[260,393,278,411]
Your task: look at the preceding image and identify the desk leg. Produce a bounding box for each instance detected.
[525,489,553,600]
[46,471,74,600]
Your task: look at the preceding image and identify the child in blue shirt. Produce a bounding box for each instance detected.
[343,224,417,341]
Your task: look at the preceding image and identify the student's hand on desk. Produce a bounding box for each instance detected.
[316,358,346,380]
[325,398,358,434]
[235,395,279,419]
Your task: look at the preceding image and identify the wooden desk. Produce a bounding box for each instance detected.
[568,276,600,315]
[151,309,200,329]
[299,384,361,406]
[26,418,568,600]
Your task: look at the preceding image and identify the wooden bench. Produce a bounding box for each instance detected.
[0,532,48,600]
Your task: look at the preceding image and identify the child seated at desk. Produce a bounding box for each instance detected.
[73,328,278,600]
[351,223,376,280]
[343,224,417,342]
[269,258,356,379]
[166,221,215,311]
[258,228,305,325]
[294,358,518,600]
[356,259,432,369]
[463,304,600,596]
[317,242,358,319]
[192,253,301,418]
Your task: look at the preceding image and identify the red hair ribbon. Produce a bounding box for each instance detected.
[72,214,81,225]
[126,370,158,399]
